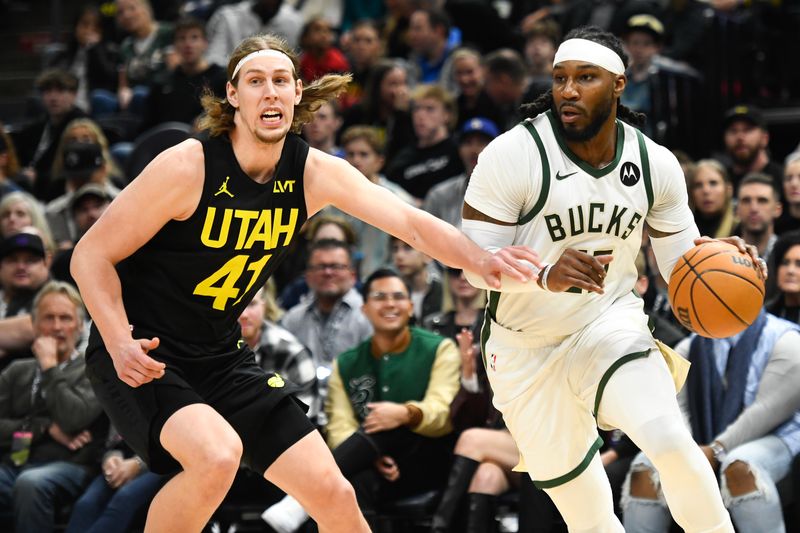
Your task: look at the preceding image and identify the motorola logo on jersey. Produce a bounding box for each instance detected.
[620,162,641,187]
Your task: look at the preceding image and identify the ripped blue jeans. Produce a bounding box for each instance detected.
[622,435,793,533]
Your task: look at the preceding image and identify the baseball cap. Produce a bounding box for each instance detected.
[459,117,499,143]
[0,232,45,260]
[625,14,665,42]
[723,105,766,130]
[62,142,104,179]
[70,183,113,212]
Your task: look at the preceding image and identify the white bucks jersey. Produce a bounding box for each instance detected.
[465,111,694,335]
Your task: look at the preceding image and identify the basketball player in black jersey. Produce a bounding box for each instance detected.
[70,34,540,532]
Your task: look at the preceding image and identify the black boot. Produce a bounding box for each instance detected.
[430,456,480,532]
[332,431,381,478]
[466,493,497,533]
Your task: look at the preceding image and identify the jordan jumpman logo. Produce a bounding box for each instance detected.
[215,176,234,198]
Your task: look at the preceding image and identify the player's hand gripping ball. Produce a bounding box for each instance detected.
[668,241,765,338]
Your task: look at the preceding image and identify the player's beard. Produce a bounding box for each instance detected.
[551,95,613,142]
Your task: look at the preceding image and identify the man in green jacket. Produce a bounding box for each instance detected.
[262,268,460,532]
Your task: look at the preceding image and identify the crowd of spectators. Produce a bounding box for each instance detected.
[0,0,799,532]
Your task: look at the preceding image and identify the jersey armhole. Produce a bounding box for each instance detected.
[634,129,654,212]
[517,121,550,225]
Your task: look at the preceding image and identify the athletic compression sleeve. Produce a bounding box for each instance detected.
[650,224,700,283]
[460,218,543,293]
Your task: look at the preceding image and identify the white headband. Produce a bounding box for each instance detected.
[553,38,625,75]
[231,49,294,80]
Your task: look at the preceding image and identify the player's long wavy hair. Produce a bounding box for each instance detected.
[520,26,646,128]
[198,34,352,137]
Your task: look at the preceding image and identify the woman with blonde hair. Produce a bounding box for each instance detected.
[0,191,55,253]
[687,159,736,239]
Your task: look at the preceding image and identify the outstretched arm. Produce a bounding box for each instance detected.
[304,150,541,289]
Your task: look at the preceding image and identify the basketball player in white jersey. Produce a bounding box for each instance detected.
[461,26,766,532]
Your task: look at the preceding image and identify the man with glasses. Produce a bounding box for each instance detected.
[263,268,460,529]
[281,239,372,372]
[280,238,372,434]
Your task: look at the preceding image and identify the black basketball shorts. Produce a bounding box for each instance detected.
[85,326,315,475]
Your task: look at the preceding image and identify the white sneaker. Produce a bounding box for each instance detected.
[261,495,309,533]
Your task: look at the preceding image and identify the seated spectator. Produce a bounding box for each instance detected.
[384,84,464,201]
[0,192,55,252]
[298,17,351,83]
[0,281,107,533]
[423,117,498,228]
[12,69,88,201]
[482,48,527,132]
[239,286,319,420]
[450,48,506,131]
[407,7,457,90]
[45,142,120,249]
[340,19,383,111]
[91,0,174,117]
[775,153,800,235]
[623,310,800,533]
[49,184,112,286]
[47,5,118,113]
[383,0,415,59]
[0,129,23,200]
[719,105,783,194]
[0,232,51,319]
[390,235,442,323]
[521,20,560,105]
[425,272,501,533]
[206,0,303,66]
[688,159,736,239]
[735,173,782,262]
[262,269,460,531]
[64,425,166,533]
[276,215,360,310]
[339,59,415,164]
[49,118,124,192]
[766,231,800,324]
[301,100,344,158]
[140,16,227,133]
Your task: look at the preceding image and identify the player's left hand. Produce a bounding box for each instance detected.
[694,236,767,279]
[363,402,408,434]
[478,246,543,289]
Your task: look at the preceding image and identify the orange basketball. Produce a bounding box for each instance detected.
[668,241,765,338]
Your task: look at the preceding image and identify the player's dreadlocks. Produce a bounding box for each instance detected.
[519,26,647,128]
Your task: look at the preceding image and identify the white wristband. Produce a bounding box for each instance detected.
[540,263,553,291]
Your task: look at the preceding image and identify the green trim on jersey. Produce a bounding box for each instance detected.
[480,291,501,369]
[593,349,651,417]
[518,121,551,225]
[545,111,624,178]
[635,129,654,210]
[533,436,604,489]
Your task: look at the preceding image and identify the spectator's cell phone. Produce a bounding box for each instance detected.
[11,431,33,466]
